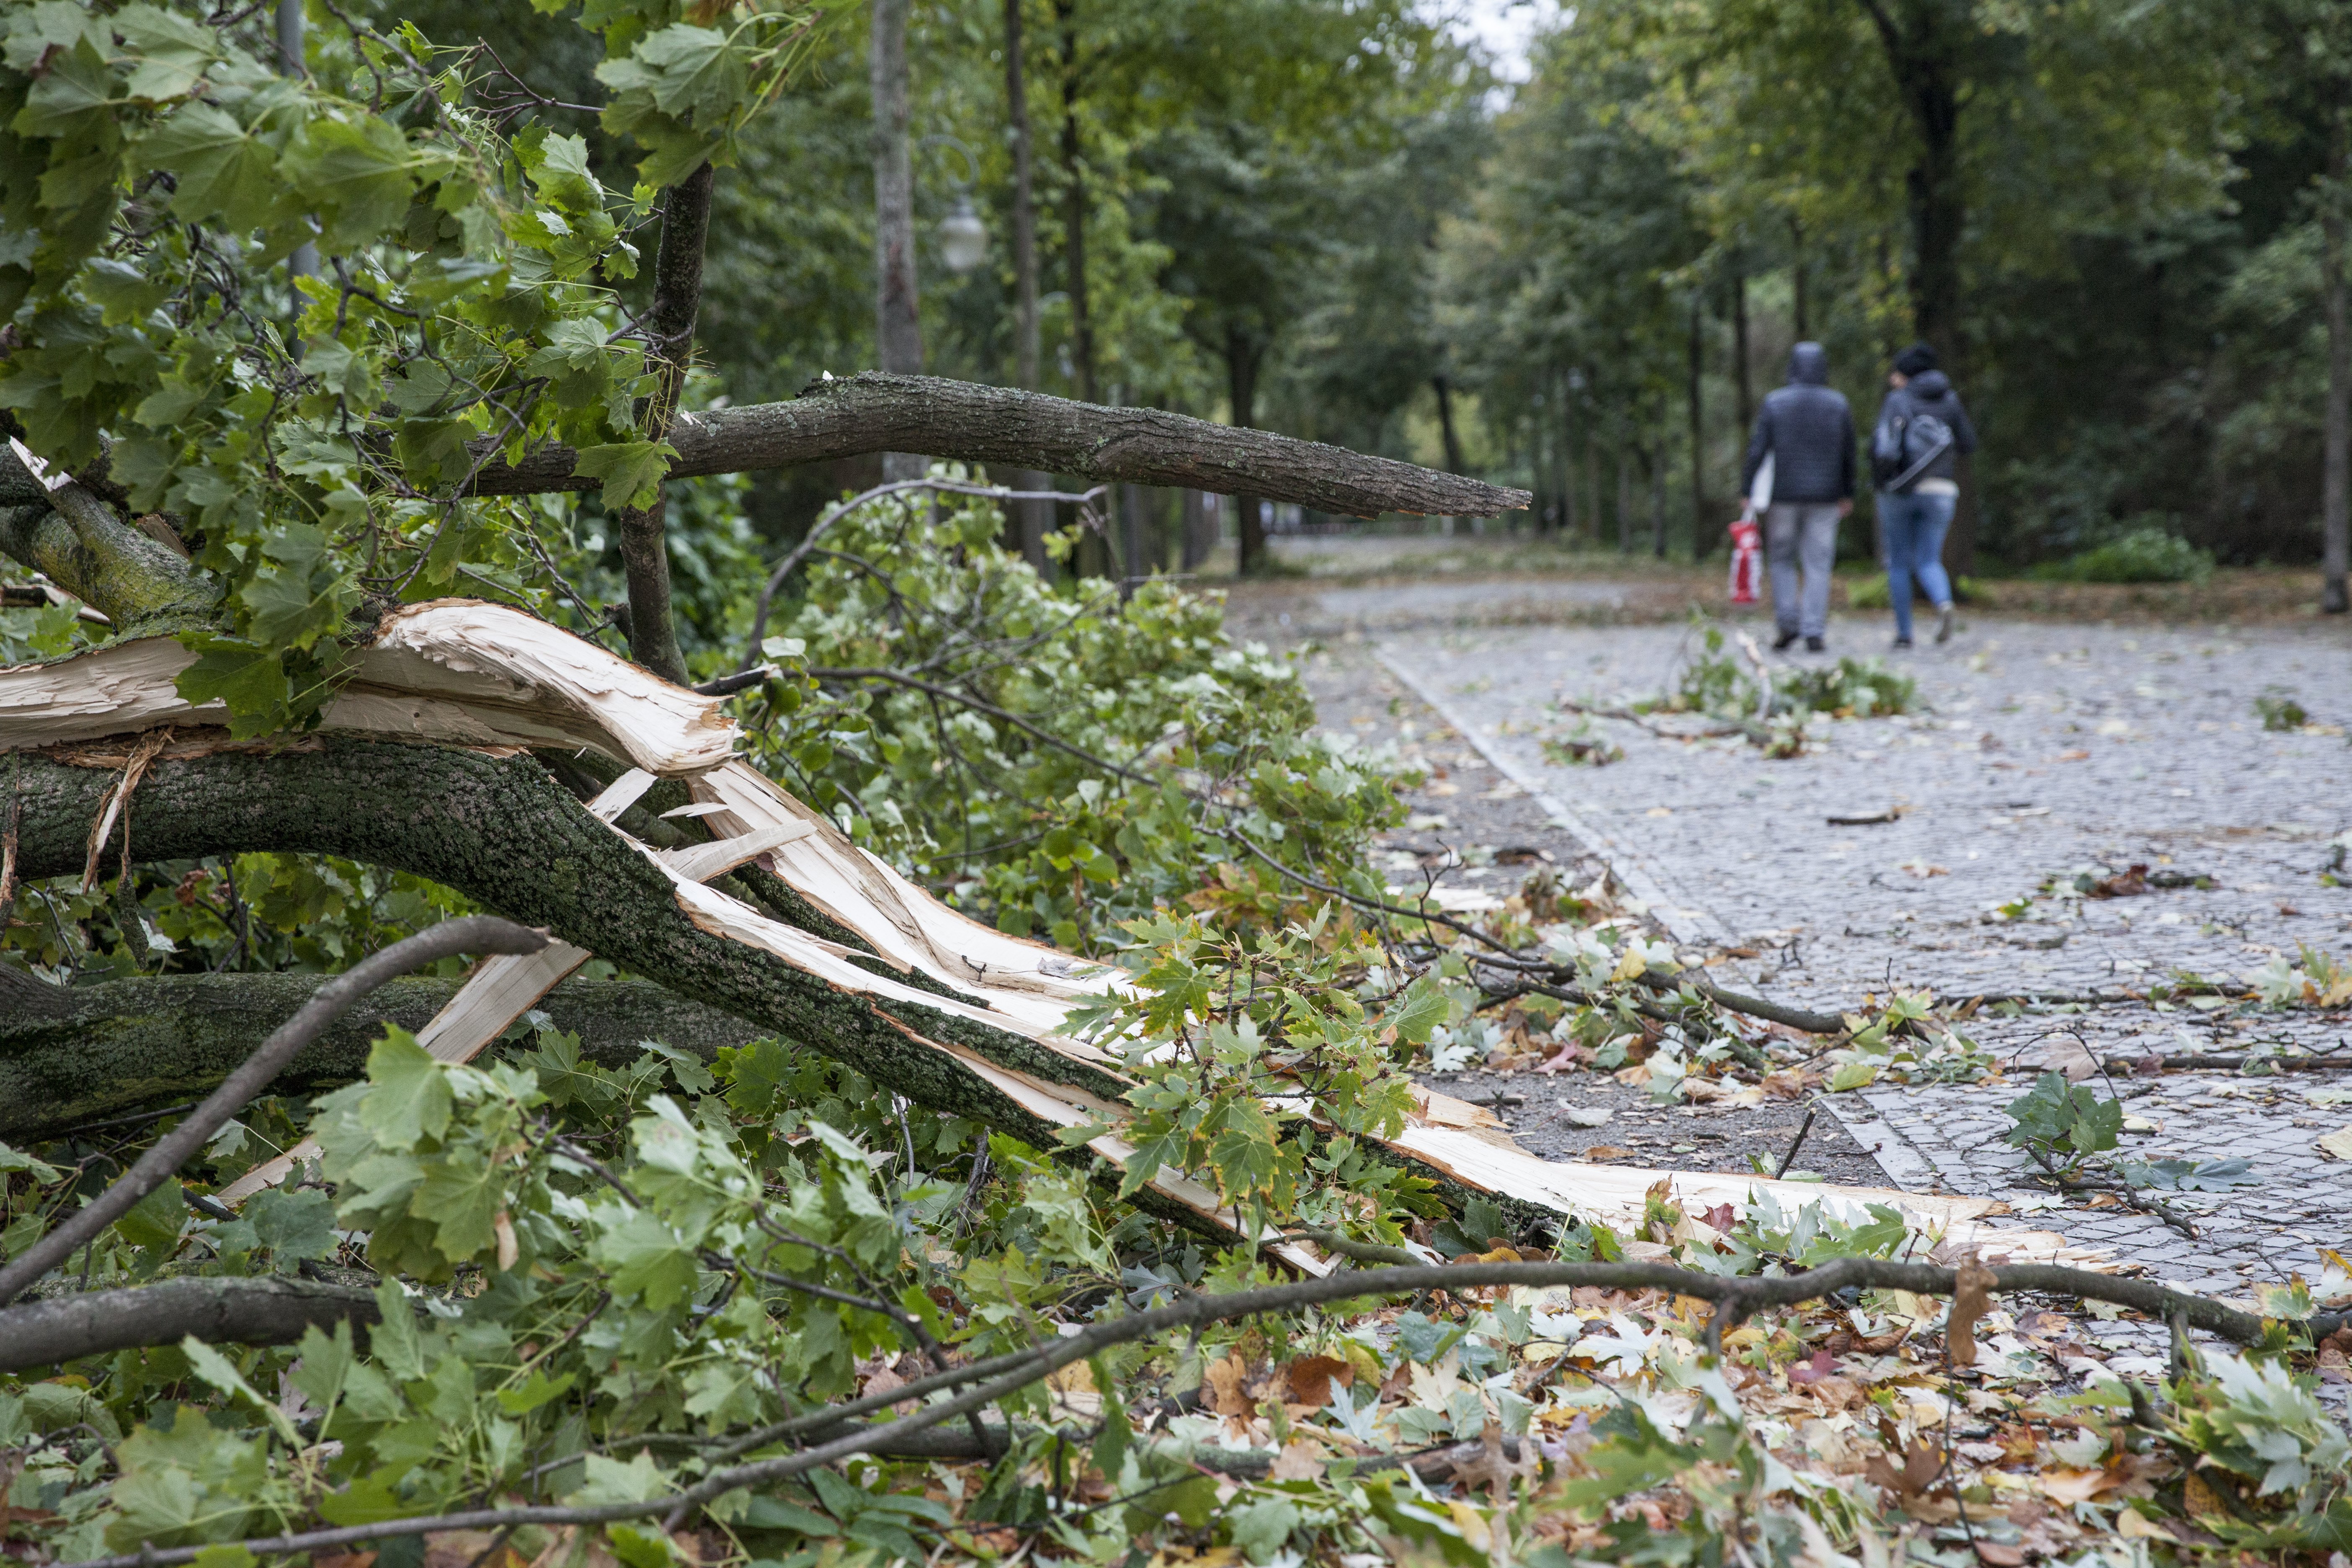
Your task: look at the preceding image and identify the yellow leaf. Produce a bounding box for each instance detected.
[1446,1500,1492,1552]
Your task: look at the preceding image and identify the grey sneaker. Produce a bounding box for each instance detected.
[1805,636,1825,652]
[1934,605,1955,644]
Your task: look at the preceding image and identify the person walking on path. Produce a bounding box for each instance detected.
[1739,342,1854,652]
[1870,341,1978,647]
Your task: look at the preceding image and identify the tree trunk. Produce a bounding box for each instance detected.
[1732,270,1753,446]
[2325,104,2350,614]
[1229,328,1266,575]
[1562,375,1579,539]
[1616,449,1632,554]
[614,162,716,685]
[9,743,1124,1147]
[1003,0,1051,574]
[0,973,763,1141]
[1790,217,1808,341]
[1054,0,1096,404]
[1431,375,1466,474]
[1650,444,1666,559]
[871,0,924,485]
[1687,299,1708,556]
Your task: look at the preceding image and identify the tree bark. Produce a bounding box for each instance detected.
[1054,0,1096,404]
[2325,103,2350,614]
[1003,0,1052,573]
[615,162,717,686]
[1687,298,1708,555]
[8,742,1127,1146]
[1228,328,1267,573]
[1431,376,1466,475]
[452,374,1525,519]
[871,0,925,488]
[0,973,764,1141]
[1731,270,1753,448]
[0,1277,380,1375]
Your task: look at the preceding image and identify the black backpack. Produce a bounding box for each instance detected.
[1872,405,1953,493]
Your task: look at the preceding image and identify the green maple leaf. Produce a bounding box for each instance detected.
[413,1145,501,1263]
[285,115,415,250]
[571,438,675,510]
[140,102,283,233]
[358,1026,453,1152]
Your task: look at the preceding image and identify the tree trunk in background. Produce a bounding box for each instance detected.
[1431,375,1466,473]
[1229,328,1266,574]
[1616,450,1632,554]
[870,0,923,482]
[2325,105,2350,614]
[1790,217,1808,340]
[1687,300,1708,556]
[1055,1,1096,404]
[614,162,715,685]
[1003,0,1050,575]
[1563,377,1580,539]
[1181,489,1211,568]
[1857,0,1970,573]
[1650,444,1666,558]
[1732,271,1754,449]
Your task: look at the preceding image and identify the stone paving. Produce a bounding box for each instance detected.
[1301,607,2352,1305]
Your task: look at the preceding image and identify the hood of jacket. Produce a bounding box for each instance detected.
[1905,369,1953,401]
[1788,342,1830,386]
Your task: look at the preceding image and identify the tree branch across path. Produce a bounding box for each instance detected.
[461,372,1532,519]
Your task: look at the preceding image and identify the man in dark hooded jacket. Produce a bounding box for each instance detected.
[1870,342,1978,646]
[1739,342,1854,651]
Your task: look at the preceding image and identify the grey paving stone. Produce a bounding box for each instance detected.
[1366,615,2352,1289]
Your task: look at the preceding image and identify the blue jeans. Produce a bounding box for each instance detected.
[1879,490,1955,640]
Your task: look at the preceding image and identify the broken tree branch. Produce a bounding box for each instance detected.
[0,972,765,1141]
[461,373,1531,519]
[0,1276,381,1375]
[41,1251,2342,1568]
[0,916,547,1306]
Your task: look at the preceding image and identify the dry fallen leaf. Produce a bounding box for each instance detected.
[2182,1472,2227,1518]
[1947,1256,1997,1367]
[1283,1354,1353,1409]
[1583,1145,1636,1161]
[2040,1467,2122,1505]
[1449,1417,1541,1504]
[1970,1542,2025,1567]
[2115,1510,2177,1542]
[2316,1127,2352,1162]
[1268,1440,1326,1482]
[1203,1352,1253,1416]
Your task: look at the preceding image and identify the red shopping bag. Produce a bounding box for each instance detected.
[1727,512,1763,605]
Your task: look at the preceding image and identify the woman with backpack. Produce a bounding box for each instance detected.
[1870,343,1978,646]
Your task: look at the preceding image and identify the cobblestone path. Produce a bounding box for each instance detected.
[1300,611,2352,1307]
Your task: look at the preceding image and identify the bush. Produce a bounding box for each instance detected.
[2035,526,2215,584]
[1844,573,1988,609]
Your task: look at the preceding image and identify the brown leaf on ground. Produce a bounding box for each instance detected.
[1583,1145,1636,1161]
[1269,1440,1327,1482]
[2084,864,2150,898]
[1760,1070,1816,1099]
[1284,1354,1353,1408]
[1204,1352,1253,1416]
[1865,1432,1950,1502]
[1970,1542,2026,1566]
[1449,1418,1541,1504]
[1947,1256,1997,1367]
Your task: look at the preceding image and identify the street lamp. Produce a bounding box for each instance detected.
[921,134,988,275]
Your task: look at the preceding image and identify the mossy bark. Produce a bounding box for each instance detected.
[0,973,765,1140]
[9,740,1123,1146]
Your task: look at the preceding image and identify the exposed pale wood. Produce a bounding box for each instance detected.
[4,603,733,773]
[653,821,818,883]
[218,939,596,1205]
[7,600,2089,1269]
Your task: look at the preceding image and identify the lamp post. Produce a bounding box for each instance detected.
[921,135,988,276]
